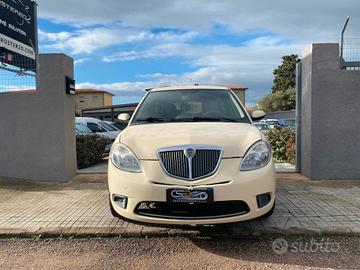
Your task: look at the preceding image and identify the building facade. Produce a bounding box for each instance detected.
[81,103,139,121]
[75,89,114,114]
[224,85,247,105]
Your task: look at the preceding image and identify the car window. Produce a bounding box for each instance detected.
[99,122,117,131]
[87,122,107,132]
[132,89,250,124]
[266,120,278,125]
[111,122,124,130]
[75,123,93,133]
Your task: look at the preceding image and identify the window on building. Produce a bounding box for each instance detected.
[93,96,99,103]
[79,96,85,102]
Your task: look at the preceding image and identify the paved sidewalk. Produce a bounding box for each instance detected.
[275,163,295,173]
[0,176,360,237]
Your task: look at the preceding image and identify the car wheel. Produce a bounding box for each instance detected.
[109,198,121,218]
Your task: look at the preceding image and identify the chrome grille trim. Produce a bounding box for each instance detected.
[157,145,223,181]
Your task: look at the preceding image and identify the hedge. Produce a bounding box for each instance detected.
[266,127,296,164]
[76,135,111,169]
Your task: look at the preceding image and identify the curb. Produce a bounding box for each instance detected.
[1,226,359,239]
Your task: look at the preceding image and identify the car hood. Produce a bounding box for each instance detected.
[119,122,262,159]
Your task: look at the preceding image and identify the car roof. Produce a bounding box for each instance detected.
[149,85,230,92]
[75,117,101,123]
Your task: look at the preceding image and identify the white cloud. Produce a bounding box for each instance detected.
[137,73,179,79]
[40,27,197,55]
[79,35,305,105]
[74,58,91,65]
[36,0,360,43]
[102,50,165,62]
[38,29,73,42]
[103,33,303,64]
[76,81,150,97]
[36,0,360,104]
[40,28,154,54]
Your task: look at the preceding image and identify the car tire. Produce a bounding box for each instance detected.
[109,198,121,218]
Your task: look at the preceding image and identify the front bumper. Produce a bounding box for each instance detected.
[108,158,276,225]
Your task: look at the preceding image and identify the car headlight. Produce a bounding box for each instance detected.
[240,140,271,171]
[110,144,142,173]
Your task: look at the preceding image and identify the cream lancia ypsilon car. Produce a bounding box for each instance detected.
[108,85,276,225]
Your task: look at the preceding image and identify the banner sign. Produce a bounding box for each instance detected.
[0,0,37,70]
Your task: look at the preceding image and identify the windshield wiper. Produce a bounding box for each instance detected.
[171,117,239,123]
[135,117,167,123]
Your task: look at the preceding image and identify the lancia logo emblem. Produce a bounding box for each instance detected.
[184,147,196,158]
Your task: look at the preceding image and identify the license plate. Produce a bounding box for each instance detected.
[166,188,214,204]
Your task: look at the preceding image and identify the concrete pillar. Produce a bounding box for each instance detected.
[301,44,360,179]
[0,54,77,182]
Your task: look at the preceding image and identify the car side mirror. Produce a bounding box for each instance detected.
[117,113,130,122]
[251,110,266,121]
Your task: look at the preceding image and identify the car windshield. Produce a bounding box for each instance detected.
[99,121,117,131]
[132,89,250,124]
[111,122,124,130]
[75,123,93,134]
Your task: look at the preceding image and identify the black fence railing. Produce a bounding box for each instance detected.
[340,17,360,70]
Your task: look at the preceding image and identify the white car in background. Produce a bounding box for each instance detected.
[75,122,112,153]
[103,121,123,131]
[263,119,280,129]
[75,117,121,141]
[254,122,272,135]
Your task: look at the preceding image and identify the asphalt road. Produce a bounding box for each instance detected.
[0,236,359,270]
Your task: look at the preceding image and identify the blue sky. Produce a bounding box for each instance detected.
[35,0,360,106]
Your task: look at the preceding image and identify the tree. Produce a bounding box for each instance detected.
[258,54,298,112]
[258,87,295,112]
[272,54,298,94]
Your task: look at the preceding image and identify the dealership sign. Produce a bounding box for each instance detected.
[0,0,37,70]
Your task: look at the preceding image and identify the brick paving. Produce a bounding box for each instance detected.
[0,177,360,237]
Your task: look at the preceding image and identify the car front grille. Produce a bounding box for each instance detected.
[135,201,250,220]
[159,150,190,179]
[158,145,222,181]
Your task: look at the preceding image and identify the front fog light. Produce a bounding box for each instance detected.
[257,193,271,208]
[113,194,128,209]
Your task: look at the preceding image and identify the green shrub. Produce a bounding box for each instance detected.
[76,135,111,169]
[285,132,296,164]
[266,127,296,164]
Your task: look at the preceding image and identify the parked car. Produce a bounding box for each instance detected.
[264,119,280,129]
[103,121,123,131]
[254,122,271,134]
[75,122,112,153]
[75,122,93,136]
[108,85,276,225]
[75,117,121,141]
[278,118,296,128]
